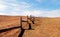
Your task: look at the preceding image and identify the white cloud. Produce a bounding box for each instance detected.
[24,10,43,16]
[23,9,60,17]
[39,10,60,17]
[0,0,60,17]
[0,0,8,11]
[0,13,6,15]
[0,0,32,15]
[0,9,60,17]
[0,4,7,11]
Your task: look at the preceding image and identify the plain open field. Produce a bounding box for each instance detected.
[0,15,60,37]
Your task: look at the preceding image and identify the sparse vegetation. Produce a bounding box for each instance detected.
[0,15,60,37]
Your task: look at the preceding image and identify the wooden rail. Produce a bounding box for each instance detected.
[0,15,35,37]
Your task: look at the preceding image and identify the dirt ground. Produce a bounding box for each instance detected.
[0,15,60,37]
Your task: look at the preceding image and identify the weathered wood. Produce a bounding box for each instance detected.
[27,15,35,24]
[20,16,22,29]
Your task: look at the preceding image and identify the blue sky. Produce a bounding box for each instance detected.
[0,0,60,17]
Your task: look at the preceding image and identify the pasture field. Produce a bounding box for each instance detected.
[0,15,60,37]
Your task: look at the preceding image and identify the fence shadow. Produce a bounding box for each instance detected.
[0,15,35,37]
[18,29,25,37]
[0,26,20,33]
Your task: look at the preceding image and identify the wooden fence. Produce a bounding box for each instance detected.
[0,15,35,37]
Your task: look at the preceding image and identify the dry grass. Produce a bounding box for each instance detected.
[0,15,60,37]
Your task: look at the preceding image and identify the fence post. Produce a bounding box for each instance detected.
[27,15,28,24]
[30,15,35,24]
[20,16,23,29]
